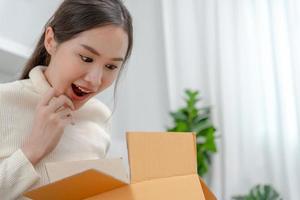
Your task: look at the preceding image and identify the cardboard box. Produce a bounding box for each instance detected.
[24,132,216,200]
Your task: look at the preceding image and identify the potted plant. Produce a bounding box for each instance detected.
[232,184,283,200]
[167,89,217,176]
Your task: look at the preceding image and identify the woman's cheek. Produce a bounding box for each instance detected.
[104,77,115,88]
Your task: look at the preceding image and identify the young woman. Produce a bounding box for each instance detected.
[0,0,133,199]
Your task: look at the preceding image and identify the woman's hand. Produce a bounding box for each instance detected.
[21,88,75,165]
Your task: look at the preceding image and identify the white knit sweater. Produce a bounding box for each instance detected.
[0,66,112,200]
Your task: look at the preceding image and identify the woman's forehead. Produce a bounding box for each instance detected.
[69,26,129,58]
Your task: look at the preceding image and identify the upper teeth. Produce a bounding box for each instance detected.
[77,85,91,93]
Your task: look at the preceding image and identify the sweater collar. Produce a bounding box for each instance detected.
[28,65,51,95]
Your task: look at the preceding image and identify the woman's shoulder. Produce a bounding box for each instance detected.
[76,97,112,124]
[0,78,33,89]
[89,96,110,109]
[0,80,34,104]
[0,79,22,89]
[84,97,111,117]
[0,79,35,96]
[0,80,26,96]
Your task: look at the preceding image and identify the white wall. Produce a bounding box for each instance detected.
[0,0,63,80]
[0,72,10,83]
[0,0,62,50]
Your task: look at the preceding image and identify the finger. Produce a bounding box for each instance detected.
[60,116,73,126]
[56,108,72,119]
[54,100,70,112]
[59,95,75,111]
[55,105,65,113]
[38,88,57,107]
[48,95,75,112]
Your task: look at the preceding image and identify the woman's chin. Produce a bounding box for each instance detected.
[65,87,94,110]
[71,97,89,111]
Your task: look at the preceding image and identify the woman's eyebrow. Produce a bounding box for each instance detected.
[80,44,124,62]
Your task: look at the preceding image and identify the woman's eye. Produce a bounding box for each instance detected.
[105,64,118,70]
[80,55,93,63]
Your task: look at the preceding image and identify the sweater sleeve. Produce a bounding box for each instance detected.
[0,149,40,199]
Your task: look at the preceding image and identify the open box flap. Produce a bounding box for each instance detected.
[84,174,205,200]
[199,177,217,200]
[24,169,128,200]
[45,158,129,183]
[127,132,197,183]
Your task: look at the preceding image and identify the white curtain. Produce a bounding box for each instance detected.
[161,0,300,199]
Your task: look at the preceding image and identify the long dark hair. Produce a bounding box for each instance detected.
[20,0,133,114]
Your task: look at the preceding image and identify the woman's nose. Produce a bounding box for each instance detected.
[84,66,103,87]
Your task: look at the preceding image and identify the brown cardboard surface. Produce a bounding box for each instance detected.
[199,177,217,200]
[24,169,127,200]
[84,185,134,200]
[127,132,197,183]
[24,132,216,200]
[45,158,128,183]
[85,174,205,200]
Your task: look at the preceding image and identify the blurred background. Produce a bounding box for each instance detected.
[0,0,299,199]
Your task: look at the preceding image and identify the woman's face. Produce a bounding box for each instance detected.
[44,25,128,110]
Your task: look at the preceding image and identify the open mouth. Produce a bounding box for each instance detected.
[71,83,91,97]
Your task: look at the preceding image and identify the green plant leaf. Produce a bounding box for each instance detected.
[170,111,188,122]
[192,113,210,124]
[175,121,189,132]
[232,184,282,200]
[202,128,217,152]
[167,89,218,177]
[192,120,214,134]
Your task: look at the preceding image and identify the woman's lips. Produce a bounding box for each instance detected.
[69,86,91,101]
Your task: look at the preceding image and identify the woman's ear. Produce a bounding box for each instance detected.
[44,26,58,56]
